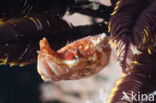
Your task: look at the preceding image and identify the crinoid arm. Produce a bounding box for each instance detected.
[108,46,156,103]
[109,0,156,73]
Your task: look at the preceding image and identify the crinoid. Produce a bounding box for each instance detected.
[0,0,156,103]
[109,0,156,73]
[108,46,156,103]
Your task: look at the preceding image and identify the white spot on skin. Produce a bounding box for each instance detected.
[63,59,79,68]
[88,53,97,61]
[79,45,82,49]
[87,50,94,55]
[66,69,69,72]
[97,47,103,52]
[90,45,93,48]
[85,45,89,50]
[90,39,99,46]
[92,53,97,61]
[90,34,105,46]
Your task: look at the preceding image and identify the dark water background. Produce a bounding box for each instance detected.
[0,64,42,103]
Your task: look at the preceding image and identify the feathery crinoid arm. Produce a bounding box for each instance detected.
[108,46,156,103]
[0,0,111,67]
[109,0,155,73]
[69,0,113,21]
[0,0,75,20]
[132,0,156,52]
[0,14,72,66]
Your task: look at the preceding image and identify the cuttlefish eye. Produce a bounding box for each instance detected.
[37,34,111,82]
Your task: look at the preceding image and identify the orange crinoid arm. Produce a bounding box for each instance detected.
[37,34,111,82]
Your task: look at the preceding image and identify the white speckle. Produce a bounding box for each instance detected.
[66,69,69,72]
[88,53,97,61]
[97,47,103,52]
[91,38,101,46]
[63,59,79,68]
[90,39,98,46]
[79,45,82,49]
[90,34,106,46]
[100,33,106,37]
[92,53,97,61]
[85,45,89,50]
[90,45,93,48]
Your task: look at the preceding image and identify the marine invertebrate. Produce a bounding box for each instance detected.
[107,0,156,102]
[0,0,156,103]
[37,34,111,82]
[108,46,156,103]
[0,0,110,66]
[109,0,156,73]
[0,0,75,20]
[0,14,72,65]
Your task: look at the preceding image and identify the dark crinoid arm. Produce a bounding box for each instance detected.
[109,0,156,73]
[108,46,156,103]
[69,0,113,21]
[0,0,112,66]
[0,14,73,65]
[0,0,112,22]
[0,0,75,20]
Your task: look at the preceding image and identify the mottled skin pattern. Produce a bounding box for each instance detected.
[37,34,111,82]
